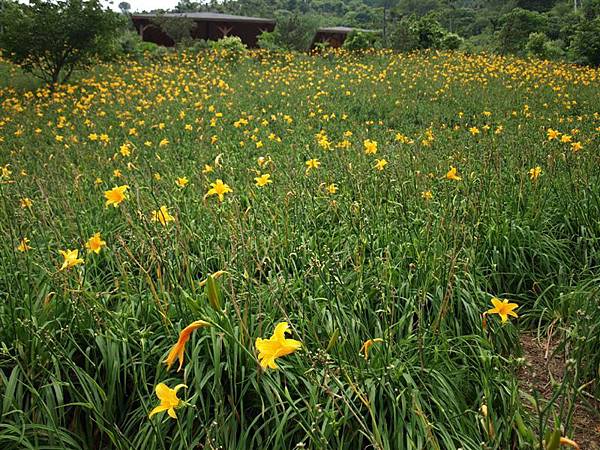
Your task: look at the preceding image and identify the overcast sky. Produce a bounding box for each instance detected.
[103,0,180,12]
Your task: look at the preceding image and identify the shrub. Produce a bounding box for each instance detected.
[389,18,420,51]
[525,32,565,61]
[497,8,547,55]
[440,32,463,50]
[116,30,166,60]
[272,14,318,51]
[191,39,210,52]
[342,31,379,51]
[390,15,453,51]
[210,36,247,53]
[257,31,282,51]
[568,17,600,66]
[151,15,196,45]
[543,39,566,60]
[525,31,548,58]
[411,14,447,49]
[0,0,121,86]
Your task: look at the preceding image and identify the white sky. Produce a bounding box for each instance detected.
[105,0,180,13]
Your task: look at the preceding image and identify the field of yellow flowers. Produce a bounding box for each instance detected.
[1,49,599,449]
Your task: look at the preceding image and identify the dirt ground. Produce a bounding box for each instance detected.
[518,332,600,449]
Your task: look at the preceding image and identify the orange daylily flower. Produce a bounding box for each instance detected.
[164,320,212,371]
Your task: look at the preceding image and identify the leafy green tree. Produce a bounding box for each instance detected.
[390,15,448,51]
[398,0,440,16]
[497,7,547,54]
[525,31,548,57]
[272,13,318,51]
[174,0,201,13]
[569,17,600,65]
[440,31,463,49]
[389,17,420,51]
[151,15,196,44]
[343,30,380,50]
[515,0,556,12]
[0,0,120,86]
[118,2,131,13]
[412,14,447,48]
[582,0,600,19]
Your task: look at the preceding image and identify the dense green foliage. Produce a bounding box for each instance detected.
[0,48,598,449]
[342,30,381,50]
[162,0,600,64]
[0,0,121,85]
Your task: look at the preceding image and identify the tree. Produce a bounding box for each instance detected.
[271,13,318,51]
[497,8,547,54]
[151,15,196,44]
[118,1,130,13]
[174,0,201,13]
[569,17,600,65]
[0,0,120,86]
[515,0,556,12]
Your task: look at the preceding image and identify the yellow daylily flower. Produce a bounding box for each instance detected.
[85,233,106,254]
[486,297,518,323]
[17,237,32,252]
[59,249,84,271]
[255,322,302,369]
[104,185,129,207]
[305,159,320,174]
[175,177,189,188]
[528,166,542,181]
[363,139,378,154]
[204,179,232,202]
[151,205,175,226]
[374,159,388,171]
[148,383,187,419]
[446,166,462,181]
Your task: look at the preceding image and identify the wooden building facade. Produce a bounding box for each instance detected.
[132,12,276,48]
[310,26,355,49]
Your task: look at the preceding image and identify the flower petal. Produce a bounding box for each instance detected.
[149,405,169,418]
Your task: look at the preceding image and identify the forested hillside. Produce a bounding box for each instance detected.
[143,0,600,64]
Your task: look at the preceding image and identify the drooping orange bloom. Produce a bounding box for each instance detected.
[255,322,302,369]
[359,338,384,360]
[164,320,212,371]
[559,437,580,449]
